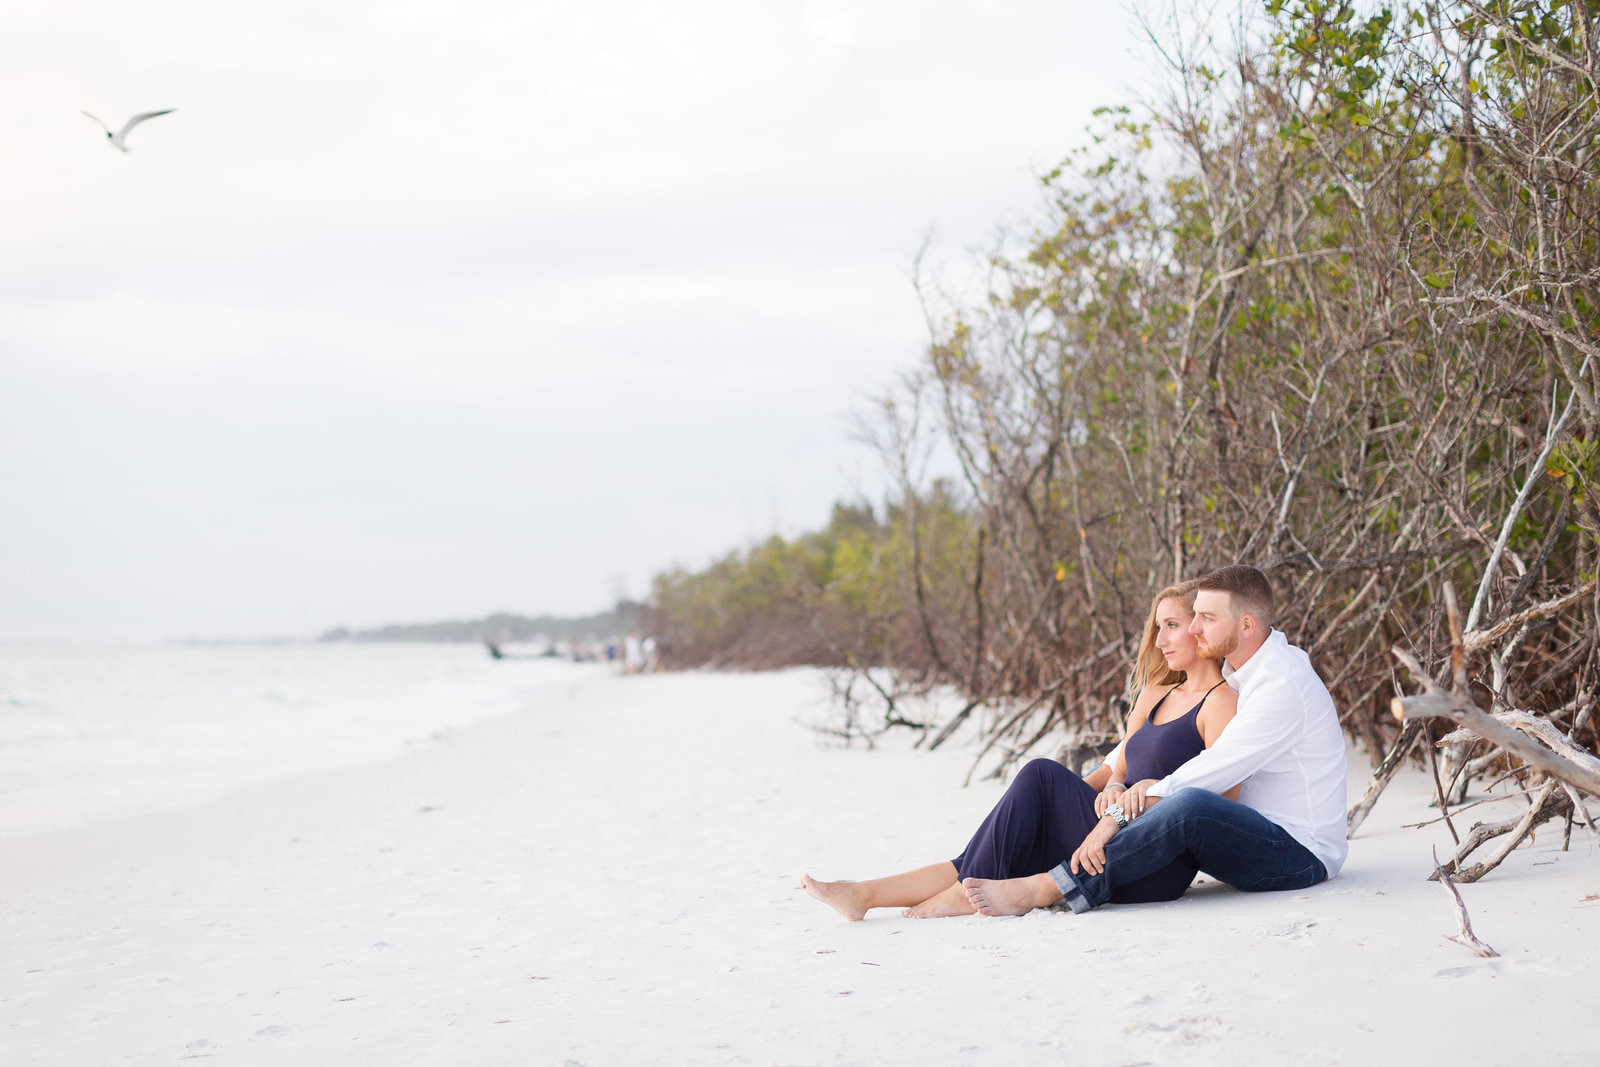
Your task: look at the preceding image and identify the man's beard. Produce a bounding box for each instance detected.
[1197,629,1240,661]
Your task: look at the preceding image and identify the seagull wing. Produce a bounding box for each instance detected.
[80,110,113,135]
[114,109,176,143]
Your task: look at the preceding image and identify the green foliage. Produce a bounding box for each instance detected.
[647,490,980,671]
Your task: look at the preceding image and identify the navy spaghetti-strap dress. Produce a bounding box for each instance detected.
[950,682,1222,904]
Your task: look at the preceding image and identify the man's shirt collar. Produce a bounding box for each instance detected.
[1222,627,1284,686]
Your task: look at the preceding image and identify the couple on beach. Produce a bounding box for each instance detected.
[803,564,1347,920]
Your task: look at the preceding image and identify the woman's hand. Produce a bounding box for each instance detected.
[1093,781,1127,817]
[1120,779,1161,817]
[1070,817,1119,876]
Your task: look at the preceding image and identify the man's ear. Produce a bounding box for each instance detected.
[1239,613,1259,639]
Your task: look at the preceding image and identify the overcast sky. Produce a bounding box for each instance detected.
[2,0,1148,642]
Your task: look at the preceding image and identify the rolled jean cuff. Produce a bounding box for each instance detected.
[1048,863,1093,914]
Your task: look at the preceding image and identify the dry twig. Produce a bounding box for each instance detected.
[1432,846,1500,958]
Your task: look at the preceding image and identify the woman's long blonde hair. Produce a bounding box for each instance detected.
[1129,578,1204,698]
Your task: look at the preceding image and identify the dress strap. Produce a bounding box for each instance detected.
[1183,678,1227,718]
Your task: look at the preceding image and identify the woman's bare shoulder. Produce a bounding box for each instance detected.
[1206,683,1239,712]
[1198,682,1239,736]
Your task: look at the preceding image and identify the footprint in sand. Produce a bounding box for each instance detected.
[1125,1014,1229,1044]
[1252,918,1318,940]
[1434,959,1507,979]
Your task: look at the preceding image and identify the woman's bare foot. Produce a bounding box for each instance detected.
[802,874,870,922]
[962,873,1062,916]
[903,881,975,918]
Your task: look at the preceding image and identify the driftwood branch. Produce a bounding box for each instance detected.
[922,698,981,752]
[1392,586,1600,799]
[1389,582,1600,881]
[1462,582,1599,654]
[1435,780,1569,883]
[1394,689,1600,798]
[1432,846,1500,958]
[1560,782,1600,852]
[1347,719,1425,835]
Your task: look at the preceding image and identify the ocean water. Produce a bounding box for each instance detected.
[0,643,596,838]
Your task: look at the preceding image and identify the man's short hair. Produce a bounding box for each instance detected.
[1196,564,1275,628]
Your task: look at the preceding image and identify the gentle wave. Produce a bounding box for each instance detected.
[0,643,598,837]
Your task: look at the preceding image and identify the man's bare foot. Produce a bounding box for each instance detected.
[962,873,1062,917]
[802,873,870,922]
[903,881,975,918]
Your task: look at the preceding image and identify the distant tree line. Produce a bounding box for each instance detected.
[320,607,636,645]
[644,493,970,670]
[646,1,1600,877]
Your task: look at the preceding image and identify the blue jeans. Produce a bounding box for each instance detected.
[950,759,1200,903]
[1048,787,1328,913]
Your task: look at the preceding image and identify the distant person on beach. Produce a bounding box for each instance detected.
[961,564,1348,917]
[623,633,644,675]
[803,577,1239,920]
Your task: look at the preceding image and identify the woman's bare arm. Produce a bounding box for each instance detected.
[1083,762,1112,791]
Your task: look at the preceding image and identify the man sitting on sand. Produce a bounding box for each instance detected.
[963,564,1348,916]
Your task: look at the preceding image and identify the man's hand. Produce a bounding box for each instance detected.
[1093,781,1126,817]
[1121,779,1162,817]
[1070,816,1119,876]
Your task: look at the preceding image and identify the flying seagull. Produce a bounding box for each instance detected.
[81,108,176,152]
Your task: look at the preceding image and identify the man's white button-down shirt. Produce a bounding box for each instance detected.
[1148,629,1350,876]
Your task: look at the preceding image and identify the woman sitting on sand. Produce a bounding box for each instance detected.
[803,578,1239,920]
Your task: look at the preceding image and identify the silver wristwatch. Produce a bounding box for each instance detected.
[1105,803,1129,829]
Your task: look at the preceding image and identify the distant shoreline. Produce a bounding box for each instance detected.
[317,608,631,645]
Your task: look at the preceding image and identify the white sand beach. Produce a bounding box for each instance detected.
[3,666,1597,1065]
